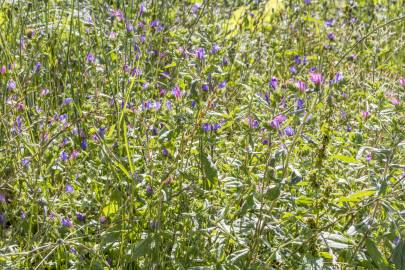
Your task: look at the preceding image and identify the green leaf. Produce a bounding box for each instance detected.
[200,152,218,187]
[106,124,116,138]
[164,62,177,69]
[265,185,280,200]
[128,236,153,260]
[321,232,352,250]
[365,238,390,270]
[338,189,376,203]
[333,155,359,163]
[102,201,118,216]
[295,196,314,206]
[392,239,405,270]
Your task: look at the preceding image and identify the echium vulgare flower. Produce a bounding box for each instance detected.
[172,86,181,99]
[195,47,205,60]
[7,79,16,90]
[284,126,295,136]
[269,77,278,89]
[270,114,287,129]
[296,81,307,92]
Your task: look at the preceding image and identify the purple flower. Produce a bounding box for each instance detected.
[162,148,168,156]
[35,62,41,72]
[150,20,159,27]
[146,185,153,195]
[172,86,181,99]
[65,184,74,193]
[362,111,370,119]
[192,3,201,13]
[202,123,211,132]
[110,9,124,21]
[248,117,259,129]
[265,92,270,104]
[270,114,287,129]
[334,72,343,83]
[60,151,69,161]
[211,44,220,54]
[310,73,323,85]
[297,99,304,109]
[76,212,85,222]
[7,79,16,90]
[71,150,79,159]
[0,213,5,225]
[139,3,146,16]
[22,157,30,167]
[98,127,106,138]
[212,123,221,131]
[131,68,142,77]
[269,77,278,89]
[126,22,134,32]
[166,101,172,110]
[0,193,5,203]
[202,84,209,91]
[309,67,317,73]
[304,0,311,4]
[59,114,68,122]
[325,19,335,27]
[296,81,307,92]
[21,211,26,219]
[289,66,297,74]
[284,126,295,136]
[218,81,227,89]
[15,116,22,132]
[70,247,78,255]
[86,53,95,62]
[80,139,87,150]
[195,47,205,60]
[63,98,73,105]
[327,32,335,40]
[100,216,107,223]
[262,139,269,145]
[294,56,301,65]
[1,65,6,74]
[61,217,73,227]
[365,154,372,161]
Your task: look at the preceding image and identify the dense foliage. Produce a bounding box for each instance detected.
[0,0,404,269]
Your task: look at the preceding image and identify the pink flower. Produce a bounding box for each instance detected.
[400,77,405,87]
[40,88,49,96]
[270,114,287,129]
[1,65,6,75]
[389,97,400,105]
[172,86,181,99]
[362,111,370,119]
[295,81,307,92]
[310,73,323,85]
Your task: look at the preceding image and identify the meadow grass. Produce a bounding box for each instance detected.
[0,0,404,269]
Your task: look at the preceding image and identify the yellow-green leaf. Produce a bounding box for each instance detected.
[338,189,376,203]
[102,201,118,216]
